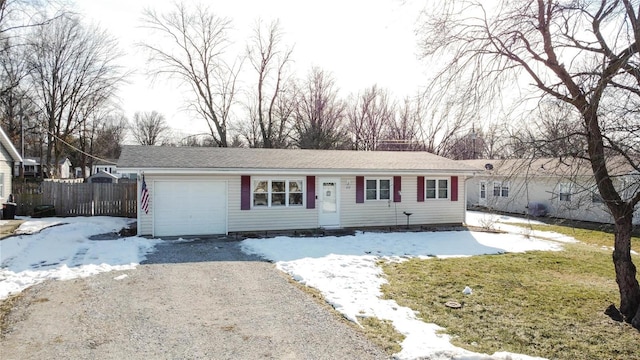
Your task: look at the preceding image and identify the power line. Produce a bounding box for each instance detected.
[46,131,117,165]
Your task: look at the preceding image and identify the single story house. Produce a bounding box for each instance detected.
[0,127,22,203]
[461,158,640,225]
[91,159,119,177]
[14,156,73,179]
[118,146,477,237]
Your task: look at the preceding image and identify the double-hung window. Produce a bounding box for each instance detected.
[253,179,303,207]
[366,178,391,200]
[493,181,509,197]
[559,183,572,202]
[425,178,448,199]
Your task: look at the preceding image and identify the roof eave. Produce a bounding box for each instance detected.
[118,167,477,176]
[0,128,22,162]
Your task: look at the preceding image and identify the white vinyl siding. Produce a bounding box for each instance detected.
[0,145,12,203]
[342,175,465,227]
[138,174,468,236]
[138,174,318,235]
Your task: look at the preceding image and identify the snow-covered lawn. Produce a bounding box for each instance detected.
[0,216,160,300]
[0,211,571,359]
[241,212,566,360]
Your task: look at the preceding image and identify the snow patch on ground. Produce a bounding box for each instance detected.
[466,211,578,244]
[241,228,561,360]
[0,216,161,300]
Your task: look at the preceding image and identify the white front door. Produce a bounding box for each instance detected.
[479,181,487,206]
[318,178,340,228]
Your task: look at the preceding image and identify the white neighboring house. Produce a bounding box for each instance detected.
[461,158,640,225]
[91,159,121,177]
[13,157,73,179]
[0,127,22,203]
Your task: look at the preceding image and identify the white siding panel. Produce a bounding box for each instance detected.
[227,175,317,232]
[0,145,12,203]
[467,174,621,224]
[138,174,467,235]
[341,175,465,228]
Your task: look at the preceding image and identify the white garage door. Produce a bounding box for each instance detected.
[153,181,227,236]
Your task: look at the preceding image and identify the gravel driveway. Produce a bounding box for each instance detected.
[1,238,388,359]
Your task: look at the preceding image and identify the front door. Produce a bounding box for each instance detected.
[318,178,340,228]
[479,181,487,206]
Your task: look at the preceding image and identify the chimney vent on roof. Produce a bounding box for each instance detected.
[484,163,494,170]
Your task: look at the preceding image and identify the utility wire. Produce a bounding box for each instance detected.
[46,130,117,165]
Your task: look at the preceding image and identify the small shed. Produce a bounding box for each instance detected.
[86,170,118,184]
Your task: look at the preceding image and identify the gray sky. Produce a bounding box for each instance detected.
[74,0,428,138]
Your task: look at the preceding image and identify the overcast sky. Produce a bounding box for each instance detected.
[73,0,428,138]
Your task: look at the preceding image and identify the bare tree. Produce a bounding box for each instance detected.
[140,2,242,147]
[516,100,587,158]
[130,111,169,146]
[246,19,294,148]
[27,13,124,178]
[482,120,510,159]
[0,0,64,162]
[93,112,127,157]
[420,0,640,327]
[347,85,395,150]
[292,68,348,149]
[419,84,477,156]
[443,126,486,160]
[379,95,425,151]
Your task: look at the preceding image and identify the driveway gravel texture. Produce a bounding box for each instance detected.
[1,237,388,359]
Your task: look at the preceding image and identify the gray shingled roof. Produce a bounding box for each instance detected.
[118,146,477,173]
[459,157,638,177]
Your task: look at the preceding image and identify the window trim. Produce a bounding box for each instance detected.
[364,178,392,201]
[252,178,304,208]
[425,177,449,200]
[493,181,510,198]
[559,183,573,202]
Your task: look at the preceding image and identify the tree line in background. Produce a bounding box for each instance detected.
[0,0,578,181]
[0,0,638,330]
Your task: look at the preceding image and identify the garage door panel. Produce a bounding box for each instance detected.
[153,181,227,236]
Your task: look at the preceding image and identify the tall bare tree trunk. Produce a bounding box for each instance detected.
[613,211,640,325]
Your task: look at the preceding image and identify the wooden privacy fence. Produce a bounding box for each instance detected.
[11,181,137,218]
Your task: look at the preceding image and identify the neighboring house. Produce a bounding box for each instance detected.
[74,166,90,178]
[91,159,119,177]
[461,158,640,225]
[0,127,22,203]
[118,146,477,237]
[14,157,73,179]
[18,157,41,177]
[86,170,118,184]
